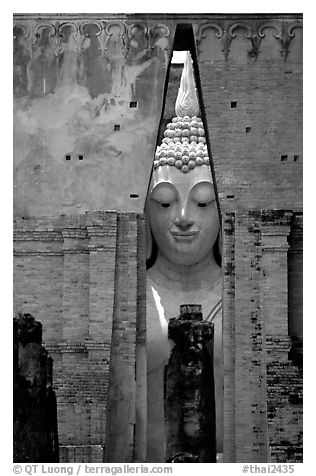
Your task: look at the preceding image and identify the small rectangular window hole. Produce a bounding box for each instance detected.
[130,194,139,199]
[231,101,237,108]
[65,154,71,161]
[129,101,137,108]
[281,155,288,162]
[227,194,235,199]
[245,127,251,133]
[78,155,84,160]
[114,124,120,131]
[294,155,299,162]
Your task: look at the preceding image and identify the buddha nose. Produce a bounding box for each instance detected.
[175,204,194,229]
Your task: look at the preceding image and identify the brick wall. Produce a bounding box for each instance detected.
[196,16,302,213]
[288,214,303,337]
[267,337,303,462]
[105,213,146,462]
[194,15,302,462]
[221,211,302,462]
[14,212,146,463]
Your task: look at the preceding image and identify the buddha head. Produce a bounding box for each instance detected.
[146,52,220,268]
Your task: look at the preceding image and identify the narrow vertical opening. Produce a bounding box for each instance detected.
[190,27,222,225]
[143,24,222,463]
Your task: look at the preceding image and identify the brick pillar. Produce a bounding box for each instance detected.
[61,229,89,344]
[288,213,303,337]
[261,213,292,336]
[222,212,236,462]
[134,214,147,462]
[13,223,64,345]
[105,212,139,463]
[260,211,302,463]
[86,213,117,354]
[234,211,268,462]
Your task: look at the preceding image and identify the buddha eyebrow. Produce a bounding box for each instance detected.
[151,183,177,196]
[190,187,215,199]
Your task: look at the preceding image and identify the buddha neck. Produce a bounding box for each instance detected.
[149,250,221,293]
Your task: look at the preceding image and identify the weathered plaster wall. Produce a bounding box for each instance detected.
[195,16,302,213]
[14,16,176,216]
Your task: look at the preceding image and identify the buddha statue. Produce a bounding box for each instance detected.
[145,52,223,462]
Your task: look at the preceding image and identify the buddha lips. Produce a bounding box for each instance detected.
[154,115,210,174]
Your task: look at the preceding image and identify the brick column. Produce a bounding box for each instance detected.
[86,213,117,357]
[105,212,139,463]
[134,214,147,462]
[13,227,64,345]
[233,211,268,463]
[59,220,114,463]
[261,213,292,336]
[260,211,302,463]
[61,228,89,345]
[222,213,236,462]
[288,213,303,337]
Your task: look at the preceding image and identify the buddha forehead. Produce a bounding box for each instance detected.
[149,164,213,195]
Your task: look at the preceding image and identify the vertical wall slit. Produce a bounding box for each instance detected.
[143,39,173,212]
[143,24,223,461]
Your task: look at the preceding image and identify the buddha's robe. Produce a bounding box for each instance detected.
[146,268,223,462]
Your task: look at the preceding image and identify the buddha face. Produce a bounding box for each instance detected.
[146,165,219,266]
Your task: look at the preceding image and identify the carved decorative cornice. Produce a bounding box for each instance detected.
[196,19,302,62]
[99,21,129,59]
[13,22,35,57]
[13,19,172,63]
[127,22,151,59]
[15,17,301,63]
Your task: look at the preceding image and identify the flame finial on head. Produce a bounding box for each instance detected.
[153,51,210,174]
[175,51,200,117]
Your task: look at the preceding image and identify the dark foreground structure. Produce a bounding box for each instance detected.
[165,305,217,463]
[14,314,59,462]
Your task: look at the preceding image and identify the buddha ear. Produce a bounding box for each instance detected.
[145,214,153,261]
[218,227,222,258]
